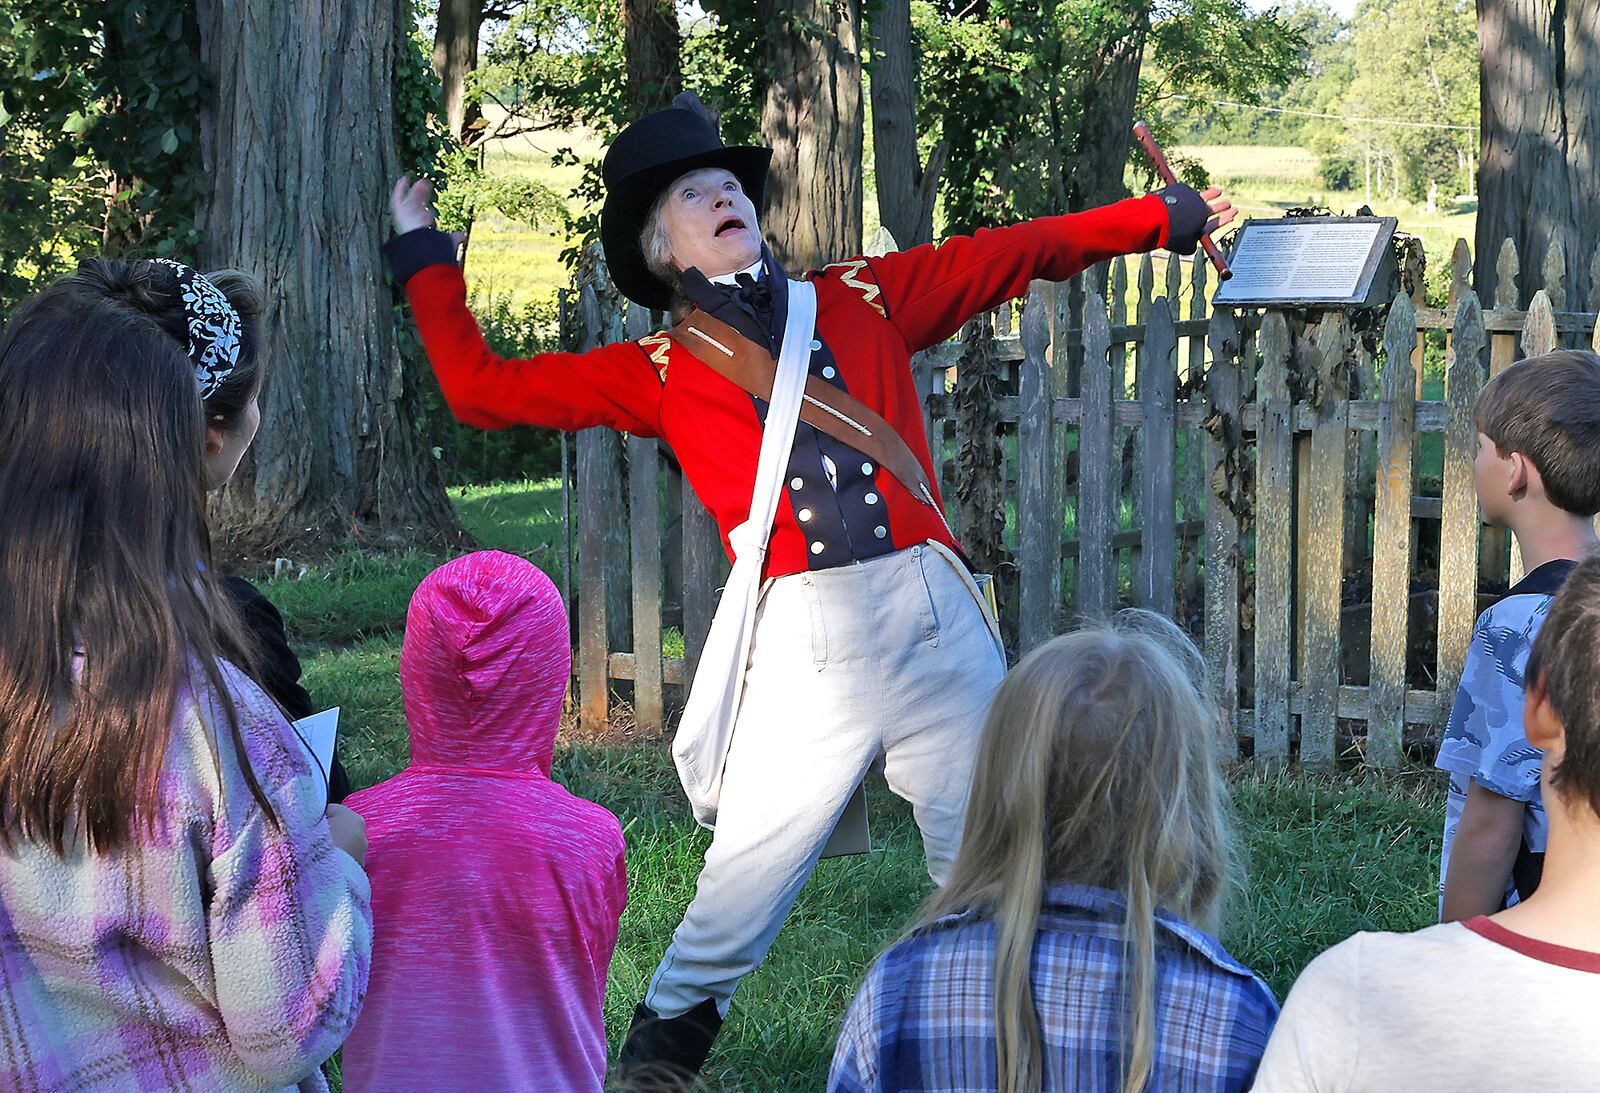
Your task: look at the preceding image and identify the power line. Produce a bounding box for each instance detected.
[1170,94,1476,133]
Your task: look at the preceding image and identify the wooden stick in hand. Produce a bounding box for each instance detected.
[1132,121,1232,282]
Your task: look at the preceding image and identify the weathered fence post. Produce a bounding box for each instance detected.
[1369,294,1418,767]
[681,480,721,698]
[1301,313,1352,771]
[1522,289,1558,357]
[1017,288,1056,651]
[1437,292,1487,732]
[1050,279,1075,614]
[574,260,621,732]
[1138,298,1177,616]
[625,302,664,734]
[1126,255,1155,582]
[1181,252,1210,611]
[1078,291,1116,619]
[1543,238,1568,312]
[1254,313,1294,766]
[1204,307,1243,751]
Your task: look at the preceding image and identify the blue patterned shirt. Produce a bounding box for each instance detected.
[1435,559,1575,909]
[828,884,1277,1093]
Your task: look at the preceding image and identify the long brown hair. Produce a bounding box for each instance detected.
[0,259,274,853]
[918,610,1236,1093]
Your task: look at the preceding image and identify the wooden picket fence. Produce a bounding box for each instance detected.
[556,234,1600,769]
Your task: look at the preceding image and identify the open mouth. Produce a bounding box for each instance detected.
[715,216,747,237]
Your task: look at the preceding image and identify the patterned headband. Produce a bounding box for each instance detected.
[150,258,243,399]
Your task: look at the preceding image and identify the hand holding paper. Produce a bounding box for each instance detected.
[292,707,340,789]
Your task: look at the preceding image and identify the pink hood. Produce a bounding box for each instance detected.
[400,550,570,774]
[343,553,624,1093]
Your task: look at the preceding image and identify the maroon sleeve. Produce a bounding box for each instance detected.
[404,263,665,438]
[864,193,1171,352]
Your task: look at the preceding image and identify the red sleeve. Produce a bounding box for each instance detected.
[865,193,1171,352]
[404,263,665,438]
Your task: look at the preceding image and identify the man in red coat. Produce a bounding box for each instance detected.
[387,92,1233,1084]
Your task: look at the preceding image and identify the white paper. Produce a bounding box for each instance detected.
[1215,221,1385,303]
[292,707,340,786]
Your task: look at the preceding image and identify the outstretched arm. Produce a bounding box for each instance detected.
[387,178,666,438]
[864,184,1234,353]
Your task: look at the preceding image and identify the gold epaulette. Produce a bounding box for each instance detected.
[817,258,886,318]
[637,332,673,381]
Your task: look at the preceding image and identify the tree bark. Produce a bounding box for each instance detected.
[1476,0,1600,307]
[867,0,944,250]
[1060,5,1149,211]
[196,0,463,556]
[759,0,865,271]
[434,0,485,143]
[623,0,682,117]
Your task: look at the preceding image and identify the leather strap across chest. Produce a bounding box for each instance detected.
[668,307,938,507]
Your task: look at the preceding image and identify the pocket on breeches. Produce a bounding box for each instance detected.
[798,573,828,669]
[909,545,941,647]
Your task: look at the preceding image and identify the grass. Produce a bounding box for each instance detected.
[273,481,1448,1091]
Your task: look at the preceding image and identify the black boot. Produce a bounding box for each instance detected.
[615,999,724,1090]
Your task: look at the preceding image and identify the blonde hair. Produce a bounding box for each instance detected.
[918,610,1236,1093]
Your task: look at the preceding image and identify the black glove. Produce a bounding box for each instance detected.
[1158,183,1212,256]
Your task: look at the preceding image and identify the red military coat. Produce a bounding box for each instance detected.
[396,193,1172,579]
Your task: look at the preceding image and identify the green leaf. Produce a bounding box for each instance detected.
[62,110,87,134]
[160,127,179,154]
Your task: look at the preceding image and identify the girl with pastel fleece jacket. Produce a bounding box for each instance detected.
[341,551,628,1093]
[0,260,371,1093]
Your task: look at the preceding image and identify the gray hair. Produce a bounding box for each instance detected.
[640,189,679,289]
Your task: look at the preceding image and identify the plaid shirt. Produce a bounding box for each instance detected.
[830,884,1277,1093]
[0,660,372,1093]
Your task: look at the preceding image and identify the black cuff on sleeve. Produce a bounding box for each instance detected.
[1158,183,1211,256]
[384,227,459,285]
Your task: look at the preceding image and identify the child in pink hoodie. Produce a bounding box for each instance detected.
[341,551,628,1092]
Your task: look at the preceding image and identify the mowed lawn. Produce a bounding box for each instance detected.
[267,480,1446,1091]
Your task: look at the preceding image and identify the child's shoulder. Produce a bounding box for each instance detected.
[1476,558,1579,630]
[174,655,310,796]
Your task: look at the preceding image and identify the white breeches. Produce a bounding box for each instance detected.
[645,542,1006,1018]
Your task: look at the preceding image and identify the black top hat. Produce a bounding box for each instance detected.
[600,92,772,310]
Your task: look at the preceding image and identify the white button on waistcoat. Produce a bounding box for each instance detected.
[811,541,825,555]
[790,476,804,490]
[874,526,887,538]
[810,338,822,351]
[798,508,813,522]
[822,366,836,379]
[865,492,879,505]
[861,462,873,476]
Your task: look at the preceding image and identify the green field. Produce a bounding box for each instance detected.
[280,481,1446,1091]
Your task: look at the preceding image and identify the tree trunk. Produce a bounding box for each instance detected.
[867,0,944,250]
[196,0,463,557]
[759,0,864,271]
[623,0,682,117]
[434,0,485,143]
[1060,6,1149,211]
[1476,0,1600,307]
